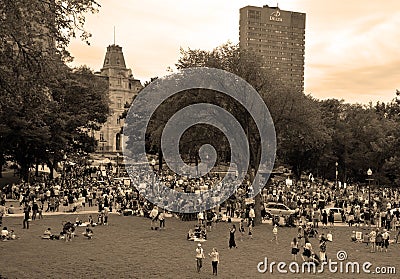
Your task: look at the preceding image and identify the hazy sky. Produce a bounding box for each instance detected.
[68,0,400,104]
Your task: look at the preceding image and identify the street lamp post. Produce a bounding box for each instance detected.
[61,154,67,188]
[367,168,373,229]
[116,153,120,177]
[151,158,156,194]
[335,162,338,189]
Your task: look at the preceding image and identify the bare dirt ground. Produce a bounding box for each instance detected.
[0,213,399,279]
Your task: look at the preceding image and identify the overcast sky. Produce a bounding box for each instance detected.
[68,0,400,104]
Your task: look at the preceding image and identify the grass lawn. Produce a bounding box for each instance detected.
[0,213,399,278]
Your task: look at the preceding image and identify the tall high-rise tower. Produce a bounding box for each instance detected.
[239,5,306,91]
[95,44,142,153]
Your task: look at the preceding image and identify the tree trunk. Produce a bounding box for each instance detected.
[0,152,3,178]
[49,162,54,180]
[35,161,39,177]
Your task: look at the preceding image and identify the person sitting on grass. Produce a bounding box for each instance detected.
[62,221,75,242]
[83,227,94,239]
[1,226,9,240]
[8,230,17,240]
[194,225,201,239]
[351,231,357,242]
[41,228,54,240]
[75,217,82,226]
[88,215,97,227]
[187,229,195,241]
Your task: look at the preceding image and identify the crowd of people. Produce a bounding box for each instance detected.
[1,160,400,276]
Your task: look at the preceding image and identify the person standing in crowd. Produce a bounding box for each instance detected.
[321,210,328,229]
[22,203,31,229]
[271,224,278,244]
[239,219,245,241]
[376,229,383,252]
[32,201,39,221]
[229,224,237,248]
[206,210,213,231]
[158,209,165,230]
[312,209,320,228]
[328,210,335,227]
[209,247,220,276]
[198,211,204,225]
[369,229,377,252]
[103,207,109,225]
[291,237,299,261]
[149,206,159,230]
[382,229,390,252]
[319,234,327,262]
[248,222,253,240]
[249,206,255,227]
[195,243,205,273]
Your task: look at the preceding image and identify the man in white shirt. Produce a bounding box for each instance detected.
[198,211,204,225]
[149,206,159,230]
[195,243,205,273]
[382,229,390,252]
[249,206,255,227]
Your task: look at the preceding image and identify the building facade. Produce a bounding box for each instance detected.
[239,5,306,91]
[94,44,142,153]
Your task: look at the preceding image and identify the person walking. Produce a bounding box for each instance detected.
[291,237,299,261]
[229,224,237,248]
[22,203,31,229]
[195,243,205,273]
[158,209,165,230]
[209,247,220,276]
[271,224,278,244]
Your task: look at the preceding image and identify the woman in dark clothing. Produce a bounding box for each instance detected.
[328,210,335,226]
[229,224,237,248]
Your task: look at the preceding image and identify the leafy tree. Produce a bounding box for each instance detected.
[0,0,104,179]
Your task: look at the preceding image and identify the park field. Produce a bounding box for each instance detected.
[0,213,399,279]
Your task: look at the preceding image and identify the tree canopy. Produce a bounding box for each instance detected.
[138,42,400,187]
[0,0,107,179]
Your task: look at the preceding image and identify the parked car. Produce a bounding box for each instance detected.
[264,202,296,216]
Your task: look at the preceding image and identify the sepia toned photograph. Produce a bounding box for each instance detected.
[0,1,399,278]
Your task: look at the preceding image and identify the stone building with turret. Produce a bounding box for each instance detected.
[94,44,142,153]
